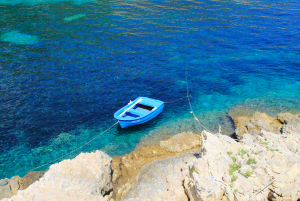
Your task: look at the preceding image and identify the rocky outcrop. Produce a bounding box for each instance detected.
[0,176,21,200]
[1,112,299,201]
[1,132,201,201]
[0,171,45,200]
[118,128,300,200]
[184,130,300,201]
[230,112,297,139]
[111,132,201,201]
[277,113,300,124]
[278,113,300,135]
[112,145,176,201]
[1,150,112,201]
[118,113,300,201]
[232,116,252,128]
[18,171,45,190]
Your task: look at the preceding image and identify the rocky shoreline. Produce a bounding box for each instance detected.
[1,112,299,201]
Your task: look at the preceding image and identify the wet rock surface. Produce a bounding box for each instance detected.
[19,171,45,190]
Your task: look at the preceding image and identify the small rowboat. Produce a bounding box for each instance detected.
[114,97,164,128]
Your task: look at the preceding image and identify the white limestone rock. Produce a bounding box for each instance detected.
[277,113,300,135]
[183,130,300,201]
[0,176,21,200]
[1,150,112,201]
[277,113,299,124]
[3,112,299,201]
[121,153,195,201]
[0,179,12,200]
[120,114,300,201]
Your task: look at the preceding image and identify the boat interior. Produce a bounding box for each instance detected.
[122,104,155,118]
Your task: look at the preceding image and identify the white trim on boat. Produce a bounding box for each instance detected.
[119,99,143,117]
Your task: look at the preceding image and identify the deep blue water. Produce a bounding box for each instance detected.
[0,0,300,178]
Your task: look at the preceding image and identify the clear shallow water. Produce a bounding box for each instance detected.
[0,0,300,178]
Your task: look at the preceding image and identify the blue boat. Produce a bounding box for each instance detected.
[114,97,164,128]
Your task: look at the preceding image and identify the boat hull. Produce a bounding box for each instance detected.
[118,104,164,128]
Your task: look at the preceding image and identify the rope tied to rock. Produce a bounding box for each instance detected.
[246,161,299,201]
[195,175,215,197]
[185,74,241,200]
[185,74,214,135]
[193,171,240,200]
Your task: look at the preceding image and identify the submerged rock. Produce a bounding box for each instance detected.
[160,132,201,153]
[63,14,86,22]
[1,31,39,45]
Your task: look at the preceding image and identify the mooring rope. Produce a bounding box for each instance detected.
[2,75,299,201]
[0,121,119,186]
[185,74,214,134]
[164,95,189,104]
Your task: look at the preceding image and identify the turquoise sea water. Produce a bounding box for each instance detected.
[0,0,300,178]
